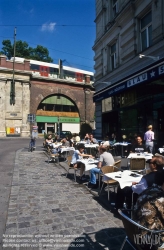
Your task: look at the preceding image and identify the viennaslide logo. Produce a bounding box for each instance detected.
[134,233,162,248]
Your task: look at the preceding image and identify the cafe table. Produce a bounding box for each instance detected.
[77,158,99,171]
[84,143,99,155]
[52,143,62,148]
[113,142,131,157]
[158,148,164,154]
[127,153,153,161]
[104,170,143,189]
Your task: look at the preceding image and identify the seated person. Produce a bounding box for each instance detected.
[46,134,53,145]
[61,137,70,147]
[109,133,116,145]
[75,134,80,142]
[84,133,90,143]
[88,145,115,189]
[115,156,164,209]
[71,144,93,180]
[89,134,98,144]
[66,136,74,147]
[53,135,61,143]
[133,170,164,250]
[130,136,147,153]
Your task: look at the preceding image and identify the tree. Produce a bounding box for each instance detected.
[29,45,53,62]
[0,39,53,63]
[0,40,13,59]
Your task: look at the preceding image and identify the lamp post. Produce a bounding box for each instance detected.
[58,116,60,137]
[139,54,159,61]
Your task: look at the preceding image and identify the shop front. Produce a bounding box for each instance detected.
[36,113,80,135]
[94,59,164,147]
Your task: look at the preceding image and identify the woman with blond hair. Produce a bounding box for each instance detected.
[144,125,154,154]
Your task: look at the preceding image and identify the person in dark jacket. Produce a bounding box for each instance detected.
[130,136,147,153]
[133,170,164,250]
[115,156,164,209]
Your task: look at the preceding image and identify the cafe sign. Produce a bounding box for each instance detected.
[93,59,164,102]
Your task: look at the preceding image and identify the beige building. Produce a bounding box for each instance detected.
[0,55,31,137]
[93,0,164,146]
[0,55,95,137]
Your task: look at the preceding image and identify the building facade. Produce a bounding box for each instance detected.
[93,0,164,146]
[0,55,95,137]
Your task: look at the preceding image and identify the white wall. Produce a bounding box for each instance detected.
[62,123,80,134]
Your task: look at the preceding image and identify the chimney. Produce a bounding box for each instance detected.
[85,75,90,84]
[0,55,7,67]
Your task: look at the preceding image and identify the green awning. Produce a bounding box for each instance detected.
[36,116,80,123]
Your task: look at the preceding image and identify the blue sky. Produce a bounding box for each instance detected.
[0,0,96,72]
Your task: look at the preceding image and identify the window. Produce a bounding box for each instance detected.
[111,43,116,70]
[112,0,118,17]
[140,12,152,51]
[102,97,112,112]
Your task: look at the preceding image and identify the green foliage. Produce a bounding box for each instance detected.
[80,123,92,138]
[1,40,13,59]
[0,39,53,63]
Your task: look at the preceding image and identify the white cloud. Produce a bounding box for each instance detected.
[41,22,56,32]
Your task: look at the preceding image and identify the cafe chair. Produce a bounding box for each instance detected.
[129,158,146,174]
[118,209,164,250]
[98,160,121,189]
[65,155,80,182]
[99,165,119,201]
[45,144,59,164]
[113,160,121,171]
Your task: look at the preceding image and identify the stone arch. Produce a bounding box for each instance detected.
[30,81,86,122]
[36,93,80,115]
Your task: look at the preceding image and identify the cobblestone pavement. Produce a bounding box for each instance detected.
[3,149,130,250]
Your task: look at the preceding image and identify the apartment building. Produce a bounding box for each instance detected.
[93,0,164,145]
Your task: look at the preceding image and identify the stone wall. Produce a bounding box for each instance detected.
[30,79,95,127]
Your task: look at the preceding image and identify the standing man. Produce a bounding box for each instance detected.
[88,145,115,189]
[31,128,38,149]
[144,125,154,153]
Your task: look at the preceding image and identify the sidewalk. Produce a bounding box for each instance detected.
[3,147,128,250]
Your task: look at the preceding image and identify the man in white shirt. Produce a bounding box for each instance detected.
[88,145,114,189]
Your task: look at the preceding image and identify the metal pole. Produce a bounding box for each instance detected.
[11,27,16,105]
[12,27,16,83]
[58,116,60,138]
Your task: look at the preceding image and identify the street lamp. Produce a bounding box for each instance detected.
[139,54,159,61]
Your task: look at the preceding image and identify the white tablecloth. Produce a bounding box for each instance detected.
[104,170,142,189]
[76,141,87,144]
[158,148,164,154]
[127,153,153,161]
[84,144,99,148]
[52,143,62,148]
[77,159,99,171]
[113,142,130,146]
[60,147,75,153]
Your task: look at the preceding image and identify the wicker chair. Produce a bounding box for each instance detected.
[129,158,146,174]
[114,160,121,171]
[118,209,164,250]
[45,144,59,164]
[98,160,121,189]
[99,165,119,201]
